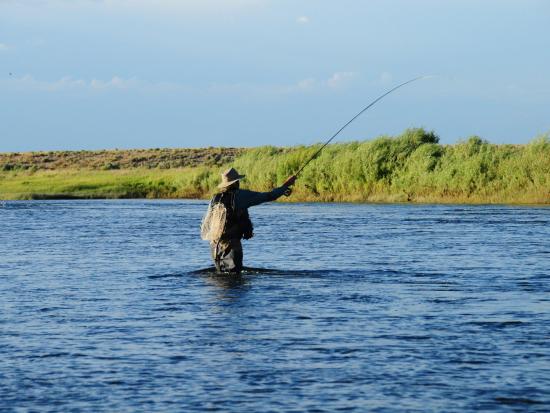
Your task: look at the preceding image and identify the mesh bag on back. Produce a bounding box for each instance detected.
[200,202,227,241]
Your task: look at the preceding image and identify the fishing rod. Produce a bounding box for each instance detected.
[293,76,430,178]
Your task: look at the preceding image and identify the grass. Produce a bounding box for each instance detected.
[231,129,549,204]
[0,168,220,200]
[0,147,242,171]
[1,129,549,204]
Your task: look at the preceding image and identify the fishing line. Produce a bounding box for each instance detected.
[294,75,432,177]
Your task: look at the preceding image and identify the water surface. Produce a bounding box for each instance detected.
[1,200,549,412]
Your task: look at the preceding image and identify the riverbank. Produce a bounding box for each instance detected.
[1,129,548,204]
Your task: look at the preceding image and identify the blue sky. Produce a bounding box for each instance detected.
[1,0,549,151]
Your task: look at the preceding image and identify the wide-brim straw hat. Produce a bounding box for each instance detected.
[218,167,245,189]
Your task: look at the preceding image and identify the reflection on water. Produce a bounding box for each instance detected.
[1,200,549,412]
[204,272,248,293]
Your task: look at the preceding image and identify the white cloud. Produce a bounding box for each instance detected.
[1,72,359,96]
[0,43,10,51]
[230,72,357,95]
[90,76,139,90]
[296,16,309,24]
[296,78,316,90]
[0,0,266,15]
[0,75,186,93]
[93,0,267,15]
[206,77,322,97]
[4,75,85,92]
[326,72,357,89]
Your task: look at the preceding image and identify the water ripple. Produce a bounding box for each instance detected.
[1,200,549,412]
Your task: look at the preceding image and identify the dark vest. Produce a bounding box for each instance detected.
[212,190,253,240]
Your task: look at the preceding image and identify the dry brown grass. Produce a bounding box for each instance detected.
[0,147,243,171]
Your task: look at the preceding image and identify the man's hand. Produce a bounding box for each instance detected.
[283,175,297,187]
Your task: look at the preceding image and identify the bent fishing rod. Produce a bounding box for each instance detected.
[292,76,430,178]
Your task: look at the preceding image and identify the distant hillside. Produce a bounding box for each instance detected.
[0,147,243,171]
[1,129,549,204]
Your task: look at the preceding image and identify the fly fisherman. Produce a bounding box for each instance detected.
[201,167,296,274]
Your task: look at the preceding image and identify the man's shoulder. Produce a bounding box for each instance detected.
[210,192,222,201]
[233,189,258,209]
[210,190,235,204]
[234,189,252,201]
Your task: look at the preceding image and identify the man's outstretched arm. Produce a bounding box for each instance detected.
[236,176,296,209]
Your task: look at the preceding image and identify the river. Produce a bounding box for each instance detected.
[1,200,549,412]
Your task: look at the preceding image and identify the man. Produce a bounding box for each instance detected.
[204,167,296,274]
